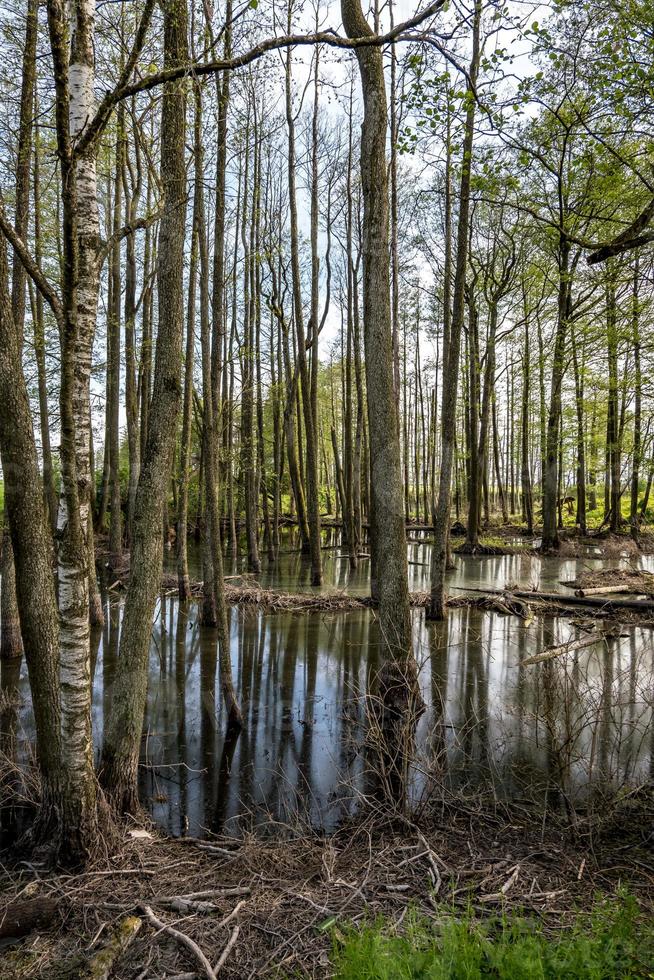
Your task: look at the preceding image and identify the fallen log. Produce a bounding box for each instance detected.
[83,915,142,979]
[519,632,604,666]
[574,584,635,597]
[0,896,58,940]
[114,565,654,617]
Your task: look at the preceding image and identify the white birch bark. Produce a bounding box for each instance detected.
[57,0,102,839]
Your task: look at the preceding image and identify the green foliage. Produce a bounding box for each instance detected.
[331,895,654,979]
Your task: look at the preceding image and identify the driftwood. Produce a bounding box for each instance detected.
[0,896,58,940]
[519,633,604,667]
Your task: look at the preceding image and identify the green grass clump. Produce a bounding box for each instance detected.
[331,895,654,979]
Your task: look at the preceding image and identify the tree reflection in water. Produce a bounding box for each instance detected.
[2,566,654,839]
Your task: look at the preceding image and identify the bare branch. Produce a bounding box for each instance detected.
[97,211,162,266]
[587,196,654,265]
[80,0,447,147]
[0,202,63,328]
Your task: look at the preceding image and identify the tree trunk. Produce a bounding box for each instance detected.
[0,235,66,854]
[541,235,571,551]
[520,288,534,533]
[630,259,642,541]
[101,0,189,813]
[176,85,200,600]
[341,0,411,657]
[1,0,38,662]
[51,0,106,858]
[108,112,123,564]
[32,117,58,532]
[570,322,587,535]
[285,20,322,585]
[606,274,621,532]
[429,0,481,618]
[123,107,142,541]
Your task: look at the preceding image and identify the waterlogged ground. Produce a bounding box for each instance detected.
[2,533,654,838]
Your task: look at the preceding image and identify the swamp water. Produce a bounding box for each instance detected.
[2,536,654,838]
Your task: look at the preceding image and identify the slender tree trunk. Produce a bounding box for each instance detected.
[341,0,411,656]
[588,393,598,513]
[606,274,621,532]
[1,0,38,662]
[176,86,200,600]
[0,236,66,854]
[570,322,587,535]
[520,291,533,533]
[108,109,124,564]
[32,117,58,532]
[102,0,189,813]
[630,259,642,542]
[123,107,142,540]
[541,236,571,551]
[285,18,322,585]
[464,293,481,549]
[491,395,508,523]
[429,0,481,618]
[239,117,261,574]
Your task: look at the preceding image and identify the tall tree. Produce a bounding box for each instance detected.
[429,0,481,619]
[101,0,189,813]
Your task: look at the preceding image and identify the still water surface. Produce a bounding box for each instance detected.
[2,535,653,837]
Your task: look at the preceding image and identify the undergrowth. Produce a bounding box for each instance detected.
[331,892,654,979]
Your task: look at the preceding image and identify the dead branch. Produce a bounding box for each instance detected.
[520,632,603,666]
[142,904,216,980]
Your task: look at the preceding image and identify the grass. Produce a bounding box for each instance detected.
[331,895,654,979]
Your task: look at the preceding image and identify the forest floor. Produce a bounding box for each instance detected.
[2,788,654,978]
